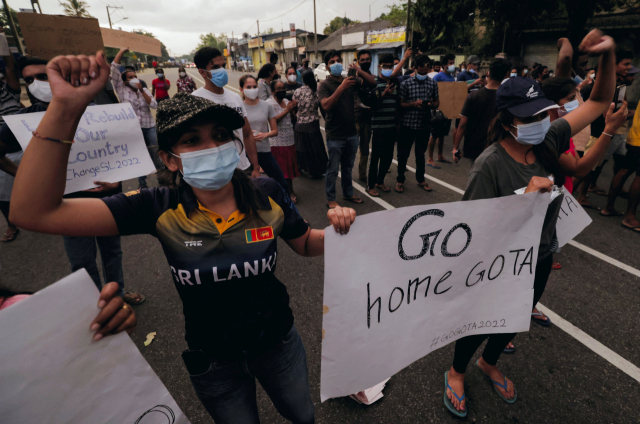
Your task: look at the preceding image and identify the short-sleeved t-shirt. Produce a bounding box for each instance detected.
[463,118,572,259]
[152,78,170,100]
[192,87,250,170]
[284,81,302,101]
[456,70,479,82]
[245,100,277,153]
[459,88,498,159]
[317,77,357,139]
[433,72,456,82]
[102,178,309,360]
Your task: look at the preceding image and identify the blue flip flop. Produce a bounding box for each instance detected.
[444,371,467,417]
[475,360,517,404]
[426,163,442,169]
[531,311,552,327]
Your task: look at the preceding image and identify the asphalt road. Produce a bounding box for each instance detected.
[1,67,639,423]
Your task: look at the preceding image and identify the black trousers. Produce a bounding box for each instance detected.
[396,126,429,184]
[368,128,396,189]
[452,254,554,373]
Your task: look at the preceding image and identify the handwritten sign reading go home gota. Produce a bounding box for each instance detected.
[4,103,156,194]
[320,192,549,401]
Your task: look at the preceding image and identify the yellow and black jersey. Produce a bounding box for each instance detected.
[102,178,309,359]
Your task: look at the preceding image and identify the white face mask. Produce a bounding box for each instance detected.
[156,73,164,78]
[244,87,259,100]
[287,74,297,83]
[128,78,140,87]
[179,72,186,77]
[28,79,52,102]
[447,65,455,73]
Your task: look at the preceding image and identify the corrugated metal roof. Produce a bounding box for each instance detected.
[308,20,392,52]
[357,41,405,50]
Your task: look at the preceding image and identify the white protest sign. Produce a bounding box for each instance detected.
[320,193,549,401]
[0,269,190,424]
[555,191,592,247]
[3,103,156,194]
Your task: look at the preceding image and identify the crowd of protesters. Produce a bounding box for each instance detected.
[0,24,636,423]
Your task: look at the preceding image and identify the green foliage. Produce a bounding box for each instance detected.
[323,16,361,35]
[377,3,407,27]
[196,32,228,53]
[0,7,21,37]
[58,0,93,18]
[259,28,275,35]
[412,0,476,50]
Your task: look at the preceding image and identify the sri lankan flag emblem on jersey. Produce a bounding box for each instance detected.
[245,226,274,243]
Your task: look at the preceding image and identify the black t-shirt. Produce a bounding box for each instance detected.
[459,87,498,159]
[102,178,309,360]
[318,77,357,138]
[581,84,606,138]
[284,81,302,101]
[0,102,49,153]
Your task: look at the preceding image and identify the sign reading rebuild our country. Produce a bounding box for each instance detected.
[3,103,156,195]
[320,193,549,401]
[100,27,162,57]
[17,13,104,60]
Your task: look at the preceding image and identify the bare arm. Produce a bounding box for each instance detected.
[10,52,119,237]
[274,100,295,122]
[242,118,261,178]
[560,102,627,177]
[563,30,617,138]
[555,38,573,78]
[284,207,356,257]
[391,48,412,78]
[453,116,468,150]
[266,117,278,137]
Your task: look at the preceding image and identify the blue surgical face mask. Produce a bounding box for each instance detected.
[381,69,393,77]
[416,73,428,81]
[574,75,584,84]
[510,73,517,78]
[510,116,551,145]
[447,65,455,73]
[208,68,228,88]
[563,99,579,112]
[524,69,528,74]
[170,143,240,190]
[330,62,343,76]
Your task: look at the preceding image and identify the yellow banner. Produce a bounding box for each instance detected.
[366,26,406,44]
[248,38,263,48]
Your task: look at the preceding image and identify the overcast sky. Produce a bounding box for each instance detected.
[23,0,400,56]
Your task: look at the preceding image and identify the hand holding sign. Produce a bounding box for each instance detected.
[47,51,111,113]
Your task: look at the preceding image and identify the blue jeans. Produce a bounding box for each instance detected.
[62,235,125,296]
[325,135,359,201]
[188,325,315,424]
[257,152,288,190]
[139,126,160,186]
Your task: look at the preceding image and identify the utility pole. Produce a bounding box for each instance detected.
[403,0,412,70]
[3,0,24,54]
[106,5,123,29]
[256,20,262,68]
[313,0,317,63]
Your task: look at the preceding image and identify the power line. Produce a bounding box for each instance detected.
[317,0,340,17]
[259,0,309,23]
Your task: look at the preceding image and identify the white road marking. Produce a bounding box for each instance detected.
[325,127,640,383]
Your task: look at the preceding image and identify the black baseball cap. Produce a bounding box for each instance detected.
[496,77,559,117]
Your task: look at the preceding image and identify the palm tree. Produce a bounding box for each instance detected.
[59,0,93,18]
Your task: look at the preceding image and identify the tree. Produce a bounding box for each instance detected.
[0,6,21,37]
[412,0,476,51]
[323,16,361,35]
[259,28,275,35]
[377,3,407,27]
[58,0,93,18]
[195,32,228,53]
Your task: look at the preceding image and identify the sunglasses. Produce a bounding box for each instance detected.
[23,73,48,84]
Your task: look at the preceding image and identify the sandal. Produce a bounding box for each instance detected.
[437,158,452,164]
[476,360,517,404]
[123,292,146,306]
[394,183,404,193]
[342,196,364,204]
[552,262,562,270]
[503,342,516,354]
[366,189,380,197]
[2,227,19,242]
[599,209,624,217]
[531,310,552,327]
[621,223,640,233]
[417,183,432,192]
[443,371,467,417]
[426,163,441,169]
[375,184,390,193]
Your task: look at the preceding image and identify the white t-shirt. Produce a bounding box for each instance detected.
[192,87,250,170]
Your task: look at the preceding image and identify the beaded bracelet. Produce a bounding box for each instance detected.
[602,132,614,138]
[32,131,74,144]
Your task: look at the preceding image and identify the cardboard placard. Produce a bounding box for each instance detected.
[17,13,104,60]
[437,81,468,119]
[100,27,162,57]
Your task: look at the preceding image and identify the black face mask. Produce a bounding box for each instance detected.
[542,73,550,80]
[360,62,371,72]
[275,91,287,100]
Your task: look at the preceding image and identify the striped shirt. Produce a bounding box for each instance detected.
[371,76,399,130]
[0,81,21,125]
